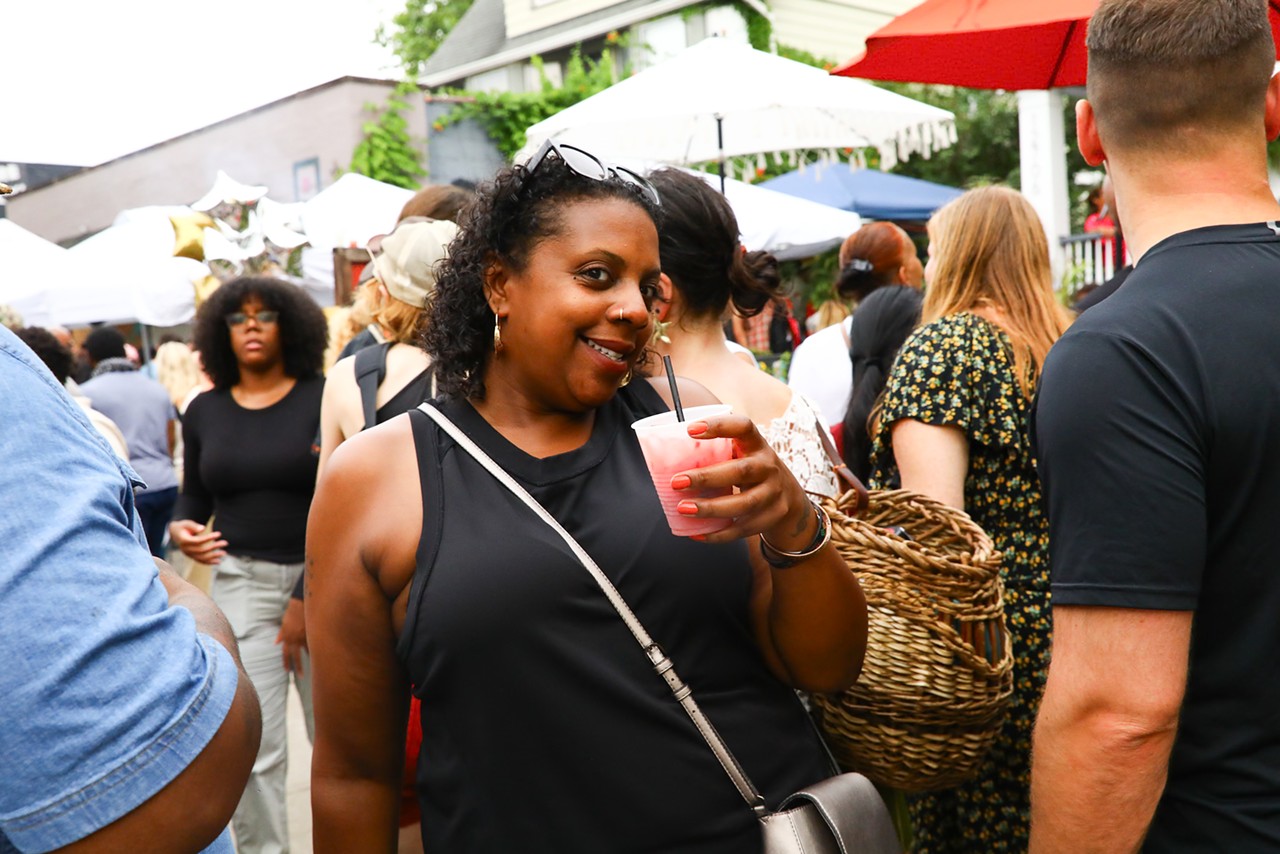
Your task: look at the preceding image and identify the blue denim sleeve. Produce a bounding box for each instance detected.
[0,329,239,853]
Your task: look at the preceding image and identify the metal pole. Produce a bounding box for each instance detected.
[716,114,726,194]
[139,323,152,366]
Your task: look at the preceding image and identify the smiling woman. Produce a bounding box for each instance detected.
[306,147,869,853]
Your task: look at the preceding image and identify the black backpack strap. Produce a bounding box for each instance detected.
[354,342,391,431]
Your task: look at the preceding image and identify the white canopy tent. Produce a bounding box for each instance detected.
[65,207,213,327]
[685,169,863,260]
[521,37,957,182]
[0,219,64,327]
[300,173,414,288]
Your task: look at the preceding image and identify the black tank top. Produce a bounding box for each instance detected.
[376,368,433,425]
[398,384,832,853]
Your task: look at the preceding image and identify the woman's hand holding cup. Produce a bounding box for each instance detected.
[667,412,815,547]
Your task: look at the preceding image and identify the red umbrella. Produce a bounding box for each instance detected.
[834,0,1280,90]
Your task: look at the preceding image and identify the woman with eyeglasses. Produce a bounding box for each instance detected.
[306,144,868,852]
[170,275,328,854]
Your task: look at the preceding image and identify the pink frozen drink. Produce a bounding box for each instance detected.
[631,404,735,537]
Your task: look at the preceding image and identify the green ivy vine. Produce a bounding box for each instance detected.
[433,47,627,160]
[348,81,426,190]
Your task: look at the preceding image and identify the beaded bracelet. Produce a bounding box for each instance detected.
[758,500,832,570]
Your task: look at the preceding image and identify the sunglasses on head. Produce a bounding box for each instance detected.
[520,141,660,207]
[225,310,279,328]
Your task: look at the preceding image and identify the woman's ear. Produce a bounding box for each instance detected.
[655,273,675,321]
[482,254,511,317]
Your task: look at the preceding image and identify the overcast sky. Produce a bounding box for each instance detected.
[2,0,405,166]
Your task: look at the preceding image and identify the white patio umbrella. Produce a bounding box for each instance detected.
[521,37,957,189]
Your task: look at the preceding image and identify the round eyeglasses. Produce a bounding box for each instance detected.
[225,310,279,328]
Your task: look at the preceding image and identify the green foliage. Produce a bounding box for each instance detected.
[780,248,841,310]
[740,3,772,52]
[678,2,772,51]
[876,83,1021,188]
[437,47,624,159]
[776,43,833,70]
[349,82,426,190]
[376,0,476,76]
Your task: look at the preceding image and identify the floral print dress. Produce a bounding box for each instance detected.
[869,312,1052,853]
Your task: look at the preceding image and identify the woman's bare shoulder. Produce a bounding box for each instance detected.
[731,358,793,421]
[325,412,417,481]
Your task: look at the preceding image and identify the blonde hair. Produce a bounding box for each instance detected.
[323,306,353,373]
[924,186,1072,397]
[811,299,850,331]
[153,341,201,408]
[372,289,428,344]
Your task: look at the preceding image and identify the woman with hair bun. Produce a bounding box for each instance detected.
[787,223,924,444]
[645,168,839,496]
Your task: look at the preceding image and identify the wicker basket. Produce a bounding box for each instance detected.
[812,488,1013,793]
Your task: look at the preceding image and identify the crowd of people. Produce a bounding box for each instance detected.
[3,1,1280,852]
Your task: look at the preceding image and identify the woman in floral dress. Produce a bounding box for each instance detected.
[870,186,1073,852]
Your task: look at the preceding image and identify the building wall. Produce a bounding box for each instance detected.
[771,0,918,63]
[505,0,620,41]
[7,79,426,246]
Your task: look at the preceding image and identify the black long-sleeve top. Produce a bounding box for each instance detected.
[174,377,323,569]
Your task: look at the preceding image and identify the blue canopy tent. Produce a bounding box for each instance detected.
[760,166,962,221]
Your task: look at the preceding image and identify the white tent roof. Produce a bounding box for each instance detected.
[300,172,414,287]
[0,220,63,327]
[694,169,863,261]
[67,219,211,327]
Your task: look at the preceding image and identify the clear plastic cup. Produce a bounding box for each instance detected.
[631,404,735,537]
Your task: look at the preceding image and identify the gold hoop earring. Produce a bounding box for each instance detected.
[620,366,633,387]
[493,316,503,353]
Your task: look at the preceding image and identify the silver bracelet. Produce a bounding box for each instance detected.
[758,501,832,569]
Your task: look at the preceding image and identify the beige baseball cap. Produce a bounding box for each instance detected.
[368,216,459,308]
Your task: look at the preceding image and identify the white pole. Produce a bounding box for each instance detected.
[1017,90,1070,285]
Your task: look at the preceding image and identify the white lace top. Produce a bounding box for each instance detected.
[760,391,840,498]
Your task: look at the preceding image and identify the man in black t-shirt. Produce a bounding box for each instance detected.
[1030,2,1280,852]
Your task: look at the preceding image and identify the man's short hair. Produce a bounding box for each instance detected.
[15,327,73,385]
[1087,0,1275,154]
[83,326,127,364]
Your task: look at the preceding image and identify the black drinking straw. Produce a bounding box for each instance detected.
[662,355,685,421]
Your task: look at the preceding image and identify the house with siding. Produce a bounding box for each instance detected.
[420,0,921,92]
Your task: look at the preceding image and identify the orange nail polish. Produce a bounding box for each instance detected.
[676,500,699,516]
[687,421,708,436]
[670,474,692,490]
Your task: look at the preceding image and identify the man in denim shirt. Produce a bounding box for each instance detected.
[0,326,262,852]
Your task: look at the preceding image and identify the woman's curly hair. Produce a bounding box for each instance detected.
[423,153,661,400]
[193,276,329,389]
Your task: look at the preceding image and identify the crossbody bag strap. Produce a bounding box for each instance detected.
[416,402,769,817]
[808,398,870,514]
